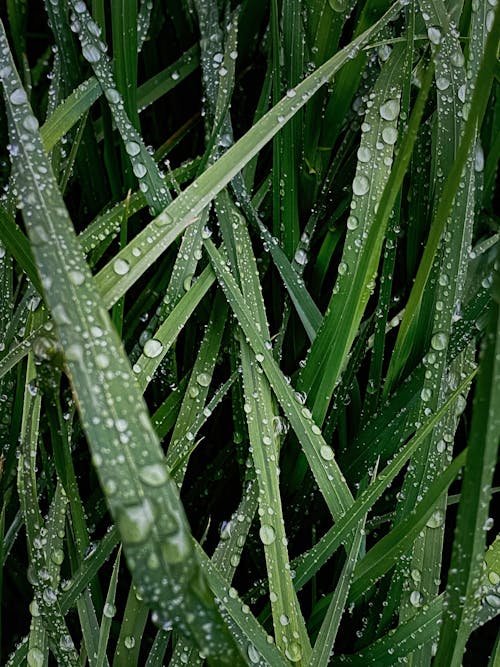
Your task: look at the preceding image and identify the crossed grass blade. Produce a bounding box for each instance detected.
[94,0,406,309]
[0,26,245,666]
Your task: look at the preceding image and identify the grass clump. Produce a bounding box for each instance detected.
[0,0,499,665]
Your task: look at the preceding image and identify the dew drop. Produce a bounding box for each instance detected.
[347,215,359,230]
[285,642,302,662]
[430,332,448,351]
[27,648,44,667]
[68,269,85,285]
[103,602,116,618]
[379,99,400,121]
[196,372,211,387]
[105,88,121,104]
[124,636,136,649]
[357,146,371,163]
[125,141,141,157]
[10,88,28,106]
[427,26,442,45]
[320,445,334,461]
[247,644,260,664]
[82,43,101,63]
[139,463,168,486]
[382,127,398,145]
[23,115,39,132]
[410,590,423,607]
[143,338,163,358]
[113,258,130,275]
[133,162,147,178]
[259,524,276,545]
[352,174,369,196]
[426,510,444,528]
[117,500,155,544]
[294,248,308,265]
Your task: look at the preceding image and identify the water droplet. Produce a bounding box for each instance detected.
[320,445,334,461]
[352,174,369,196]
[379,99,400,121]
[426,510,444,528]
[357,146,371,163]
[23,114,39,132]
[143,338,163,358]
[105,88,121,104]
[485,594,500,608]
[420,387,432,402]
[103,602,116,618]
[10,88,28,106]
[42,587,57,605]
[247,644,260,663]
[27,648,44,667]
[124,636,136,649]
[338,262,348,275]
[125,141,141,157]
[139,463,168,486]
[51,548,64,565]
[347,215,359,230]
[133,162,147,178]
[113,258,130,275]
[382,127,398,145]
[294,248,307,265]
[259,524,276,545]
[410,590,423,607]
[82,43,101,63]
[68,269,85,285]
[427,26,442,45]
[280,613,290,626]
[430,332,448,351]
[196,372,211,387]
[117,500,155,544]
[285,642,302,662]
[436,77,450,91]
[286,88,296,98]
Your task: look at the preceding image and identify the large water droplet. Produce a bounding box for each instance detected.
[125,141,141,157]
[139,463,168,486]
[133,162,147,178]
[426,510,444,528]
[410,590,423,607]
[430,332,448,351]
[320,445,334,461]
[357,146,371,163]
[285,642,302,662]
[294,248,308,265]
[103,602,116,618]
[82,43,101,63]
[113,258,130,275]
[10,88,28,106]
[27,648,44,667]
[259,524,276,545]
[124,636,136,649]
[352,174,369,196]
[117,500,155,544]
[247,644,260,664]
[143,338,163,358]
[379,99,400,121]
[196,372,211,387]
[427,26,442,45]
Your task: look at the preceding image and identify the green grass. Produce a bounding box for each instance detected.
[0,1,499,666]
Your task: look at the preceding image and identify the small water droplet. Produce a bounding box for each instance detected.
[426,510,444,528]
[124,636,136,649]
[103,602,116,618]
[357,146,371,163]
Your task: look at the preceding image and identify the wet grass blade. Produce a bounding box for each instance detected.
[0,27,245,666]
